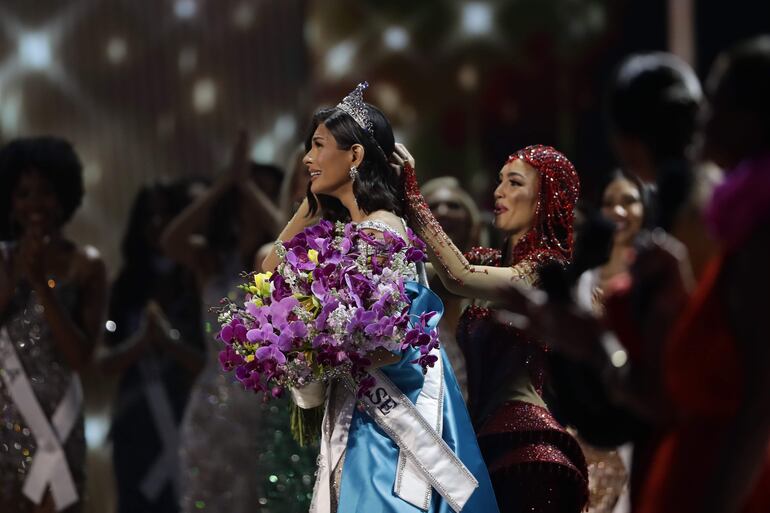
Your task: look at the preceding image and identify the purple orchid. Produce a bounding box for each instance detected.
[312,332,338,349]
[236,366,265,393]
[256,344,287,365]
[219,317,248,345]
[270,274,292,301]
[217,219,438,401]
[406,227,427,252]
[247,323,278,345]
[344,273,374,308]
[382,230,407,253]
[413,353,439,370]
[283,232,307,251]
[286,247,317,271]
[314,299,340,331]
[219,346,244,370]
[405,247,426,263]
[347,307,378,333]
[268,296,300,329]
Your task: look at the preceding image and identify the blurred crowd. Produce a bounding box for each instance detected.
[2,34,770,513]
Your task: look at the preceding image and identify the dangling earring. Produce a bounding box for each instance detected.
[349,165,358,181]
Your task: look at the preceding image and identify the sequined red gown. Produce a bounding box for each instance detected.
[403,145,588,512]
[457,247,588,513]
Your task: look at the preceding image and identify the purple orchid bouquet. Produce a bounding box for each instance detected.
[216,219,440,410]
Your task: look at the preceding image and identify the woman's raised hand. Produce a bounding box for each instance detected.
[390,143,415,176]
[18,226,49,290]
[394,143,425,211]
[229,129,251,183]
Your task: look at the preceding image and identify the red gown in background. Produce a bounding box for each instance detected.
[618,154,770,513]
[635,251,770,513]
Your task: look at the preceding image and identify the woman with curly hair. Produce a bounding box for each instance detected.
[0,136,107,513]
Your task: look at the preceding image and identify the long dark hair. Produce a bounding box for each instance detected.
[707,36,770,157]
[121,183,181,265]
[607,53,702,163]
[115,182,190,304]
[305,103,400,222]
[109,181,203,345]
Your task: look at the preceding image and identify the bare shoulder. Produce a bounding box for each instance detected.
[364,210,402,227]
[361,210,407,239]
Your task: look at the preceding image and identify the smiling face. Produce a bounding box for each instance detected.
[601,176,644,245]
[303,122,358,199]
[11,169,62,237]
[493,158,540,239]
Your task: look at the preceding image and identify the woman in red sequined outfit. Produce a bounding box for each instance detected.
[396,144,588,513]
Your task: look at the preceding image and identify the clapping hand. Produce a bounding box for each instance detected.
[18,225,49,290]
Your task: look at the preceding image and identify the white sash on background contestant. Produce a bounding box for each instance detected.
[138,357,180,501]
[0,327,81,511]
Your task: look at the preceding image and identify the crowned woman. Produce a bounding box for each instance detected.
[261,83,499,513]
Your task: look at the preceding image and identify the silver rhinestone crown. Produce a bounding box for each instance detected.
[336,81,373,135]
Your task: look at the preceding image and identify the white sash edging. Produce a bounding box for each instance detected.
[354,365,478,512]
[309,352,477,513]
[138,358,180,502]
[394,349,445,510]
[0,327,81,511]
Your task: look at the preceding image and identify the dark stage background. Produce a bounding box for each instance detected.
[0,1,767,511]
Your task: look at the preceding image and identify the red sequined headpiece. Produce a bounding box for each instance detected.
[507,144,579,266]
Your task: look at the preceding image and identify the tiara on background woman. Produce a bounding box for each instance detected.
[336,81,374,135]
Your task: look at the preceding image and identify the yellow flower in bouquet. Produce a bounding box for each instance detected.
[248,272,273,298]
[294,293,321,316]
